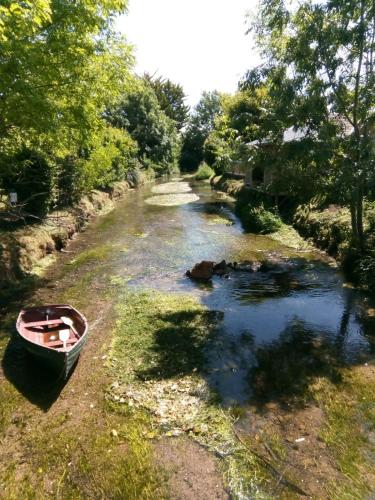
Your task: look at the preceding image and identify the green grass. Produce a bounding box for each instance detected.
[109,290,218,383]
[0,383,22,436]
[313,368,375,498]
[195,162,215,181]
[66,244,113,269]
[1,413,168,499]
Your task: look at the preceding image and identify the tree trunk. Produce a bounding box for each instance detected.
[350,181,365,254]
[350,194,359,249]
[356,181,365,252]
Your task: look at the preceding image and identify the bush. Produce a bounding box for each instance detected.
[293,204,352,255]
[358,251,375,292]
[1,148,56,217]
[239,203,283,234]
[195,162,215,180]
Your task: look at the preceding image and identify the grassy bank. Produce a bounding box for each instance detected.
[194,162,215,181]
[0,168,157,288]
[210,175,311,251]
[105,287,375,498]
[294,202,375,290]
[211,174,375,289]
[1,412,167,499]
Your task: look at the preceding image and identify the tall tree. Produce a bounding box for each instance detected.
[253,0,375,251]
[143,73,189,131]
[180,91,222,171]
[0,0,135,215]
[0,0,132,153]
[107,81,181,173]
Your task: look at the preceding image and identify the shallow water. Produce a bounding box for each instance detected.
[47,180,375,404]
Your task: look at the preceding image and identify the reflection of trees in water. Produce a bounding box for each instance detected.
[249,319,343,407]
[234,264,327,306]
[336,288,375,357]
[336,289,354,351]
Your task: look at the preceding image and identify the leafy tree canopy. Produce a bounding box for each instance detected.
[249,0,375,249]
[106,80,181,173]
[180,91,222,171]
[143,73,189,131]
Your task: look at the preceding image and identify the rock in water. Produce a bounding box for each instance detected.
[213,260,232,276]
[237,260,262,272]
[188,261,214,280]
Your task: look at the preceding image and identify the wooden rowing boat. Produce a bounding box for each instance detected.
[16,304,88,379]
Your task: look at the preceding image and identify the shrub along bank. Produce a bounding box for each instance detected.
[211,174,375,291]
[211,175,284,235]
[194,162,215,181]
[0,169,154,288]
[294,202,375,291]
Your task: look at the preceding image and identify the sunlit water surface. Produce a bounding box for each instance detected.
[67,179,375,404]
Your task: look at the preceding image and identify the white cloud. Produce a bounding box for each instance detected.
[116,0,261,106]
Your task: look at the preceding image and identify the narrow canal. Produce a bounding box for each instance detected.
[2,177,375,499]
[33,177,374,405]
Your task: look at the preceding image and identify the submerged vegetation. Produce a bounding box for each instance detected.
[1,0,375,498]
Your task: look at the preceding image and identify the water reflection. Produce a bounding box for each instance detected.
[248,320,343,406]
[95,180,373,406]
[6,178,372,408]
[202,265,371,405]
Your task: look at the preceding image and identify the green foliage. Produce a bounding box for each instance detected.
[358,251,375,291]
[195,162,215,181]
[1,148,56,216]
[55,127,138,206]
[251,0,375,250]
[203,132,233,174]
[180,91,222,171]
[293,205,352,255]
[239,202,283,234]
[0,0,137,218]
[143,73,189,130]
[107,82,181,174]
[0,0,186,219]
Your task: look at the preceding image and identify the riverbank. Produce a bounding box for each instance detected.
[0,171,155,289]
[1,178,375,498]
[210,174,314,252]
[211,174,375,291]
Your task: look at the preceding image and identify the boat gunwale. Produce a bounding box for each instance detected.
[16,304,88,353]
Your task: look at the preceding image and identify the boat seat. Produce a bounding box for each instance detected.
[45,338,78,348]
[25,319,64,328]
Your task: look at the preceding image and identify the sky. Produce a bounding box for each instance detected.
[116,0,261,107]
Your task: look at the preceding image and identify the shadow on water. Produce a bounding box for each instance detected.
[134,253,375,409]
[248,320,344,408]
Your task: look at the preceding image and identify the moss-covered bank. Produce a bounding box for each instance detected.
[211,174,375,290]
[293,202,375,290]
[0,169,155,287]
[210,175,311,251]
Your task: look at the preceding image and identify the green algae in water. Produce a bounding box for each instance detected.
[67,244,113,268]
[151,182,192,194]
[207,216,235,226]
[145,193,199,206]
